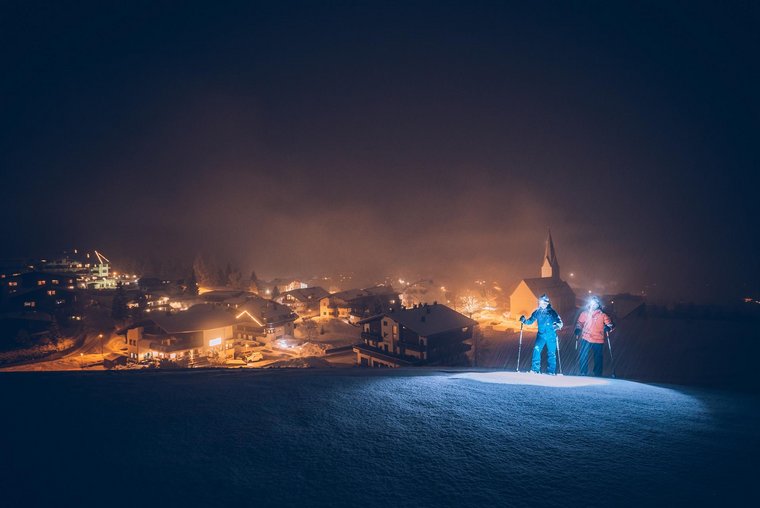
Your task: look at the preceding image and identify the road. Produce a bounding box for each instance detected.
[0,331,123,372]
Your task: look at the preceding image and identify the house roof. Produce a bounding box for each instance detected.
[148,304,241,334]
[360,303,476,337]
[235,296,298,325]
[281,286,330,302]
[328,285,397,302]
[200,290,254,303]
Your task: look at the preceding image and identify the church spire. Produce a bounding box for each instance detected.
[541,230,560,279]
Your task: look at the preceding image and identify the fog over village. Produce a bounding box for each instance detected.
[1,2,758,507]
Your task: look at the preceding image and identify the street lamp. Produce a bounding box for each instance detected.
[98,333,104,360]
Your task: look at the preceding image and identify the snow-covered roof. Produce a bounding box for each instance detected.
[147,304,242,333]
[281,286,330,302]
[360,303,477,337]
[236,296,298,325]
[327,285,397,302]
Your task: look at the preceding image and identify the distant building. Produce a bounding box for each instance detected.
[0,270,77,294]
[196,290,297,340]
[319,286,400,323]
[234,297,298,341]
[509,232,576,317]
[276,287,330,318]
[353,303,477,367]
[119,303,266,363]
[0,271,80,322]
[256,278,308,296]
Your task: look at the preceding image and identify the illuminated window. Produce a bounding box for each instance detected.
[52,279,59,285]
[37,280,46,286]
[24,301,36,307]
[47,290,56,296]
[8,281,17,287]
[209,338,222,347]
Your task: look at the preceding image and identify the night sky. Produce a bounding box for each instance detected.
[1,1,757,303]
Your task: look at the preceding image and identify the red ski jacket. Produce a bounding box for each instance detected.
[575,309,614,344]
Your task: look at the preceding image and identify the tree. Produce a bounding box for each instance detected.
[459,294,479,318]
[228,268,244,290]
[186,271,199,296]
[193,253,213,288]
[271,286,280,299]
[111,283,128,321]
[249,270,260,293]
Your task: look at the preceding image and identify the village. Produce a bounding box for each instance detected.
[1,233,728,373]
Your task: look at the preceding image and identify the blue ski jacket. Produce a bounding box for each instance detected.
[522,306,563,338]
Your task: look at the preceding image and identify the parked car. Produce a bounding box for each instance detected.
[246,351,264,363]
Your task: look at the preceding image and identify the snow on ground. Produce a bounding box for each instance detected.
[479,315,760,391]
[1,369,757,507]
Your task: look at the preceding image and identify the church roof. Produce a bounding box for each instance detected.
[544,231,558,265]
[519,277,575,297]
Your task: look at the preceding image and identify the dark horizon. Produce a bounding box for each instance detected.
[2,1,758,304]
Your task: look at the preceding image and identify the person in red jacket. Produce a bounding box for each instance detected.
[574,296,614,376]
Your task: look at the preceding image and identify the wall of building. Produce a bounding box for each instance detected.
[510,281,538,319]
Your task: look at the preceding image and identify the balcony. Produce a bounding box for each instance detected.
[361,331,383,342]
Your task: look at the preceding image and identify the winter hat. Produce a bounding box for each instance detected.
[538,294,550,303]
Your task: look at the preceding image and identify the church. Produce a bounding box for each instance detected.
[509,232,577,318]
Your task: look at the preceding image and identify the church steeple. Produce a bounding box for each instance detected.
[540,231,560,279]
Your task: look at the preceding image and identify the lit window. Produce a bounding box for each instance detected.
[47,290,56,296]
[37,280,46,286]
[24,301,36,307]
[52,279,59,285]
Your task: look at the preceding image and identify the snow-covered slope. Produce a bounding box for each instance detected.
[1,369,757,507]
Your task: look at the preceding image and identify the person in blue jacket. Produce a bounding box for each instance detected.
[520,294,564,374]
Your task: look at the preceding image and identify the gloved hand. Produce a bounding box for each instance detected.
[519,315,526,324]
[554,322,563,331]
[574,328,581,338]
[604,325,614,333]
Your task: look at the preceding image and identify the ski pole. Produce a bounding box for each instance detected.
[556,333,563,375]
[516,322,523,372]
[605,329,616,378]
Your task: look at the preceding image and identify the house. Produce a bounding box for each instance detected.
[118,303,265,363]
[0,270,77,295]
[319,285,400,323]
[509,232,576,317]
[7,286,79,317]
[276,287,330,318]
[200,290,255,309]
[235,296,298,341]
[353,303,477,367]
[198,290,298,339]
[256,278,308,297]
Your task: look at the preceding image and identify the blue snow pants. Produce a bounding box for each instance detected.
[531,333,557,374]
